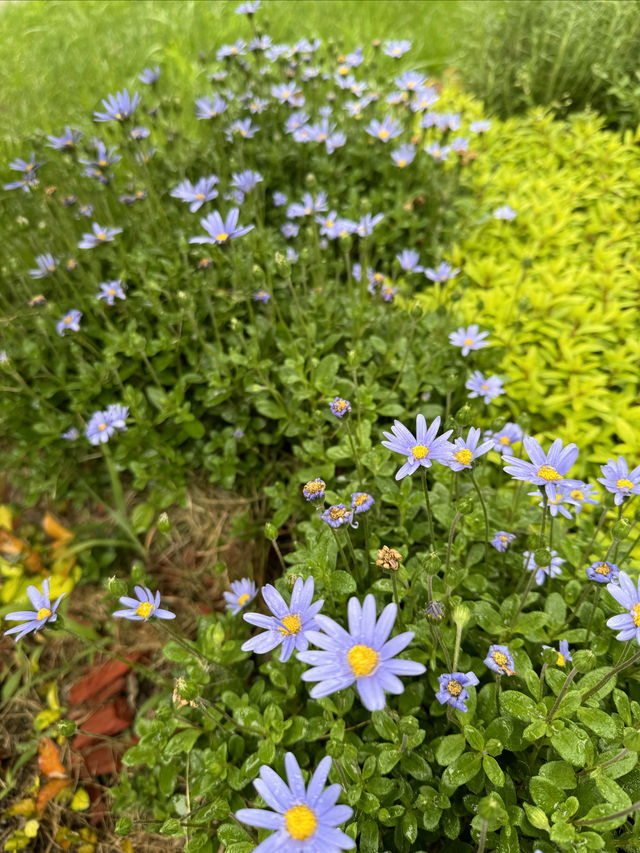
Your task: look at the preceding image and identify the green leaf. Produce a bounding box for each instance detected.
[577,707,620,739]
[500,691,540,722]
[441,752,482,792]
[165,728,200,756]
[483,755,505,787]
[358,819,379,853]
[523,803,550,831]
[130,501,155,533]
[435,734,466,766]
[371,710,399,743]
[529,776,564,810]
[400,752,432,781]
[377,745,401,775]
[550,727,588,767]
[330,570,357,596]
[595,774,631,810]
[555,690,582,719]
[254,397,286,419]
[401,811,418,844]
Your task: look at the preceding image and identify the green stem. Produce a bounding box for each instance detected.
[391,572,403,628]
[546,666,578,722]
[452,623,463,672]
[445,512,462,578]
[345,419,364,483]
[578,506,609,569]
[582,650,640,702]
[578,799,640,826]
[539,492,548,547]
[470,469,489,561]
[584,587,602,644]
[421,468,436,549]
[510,566,538,626]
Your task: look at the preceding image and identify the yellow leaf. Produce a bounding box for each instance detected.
[0,505,12,530]
[5,798,35,818]
[24,820,39,839]
[71,788,90,811]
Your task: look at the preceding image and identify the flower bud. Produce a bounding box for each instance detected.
[534,548,551,567]
[275,251,290,276]
[339,233,352,251]
[426,600,444,621]
[305,172,316,186]
[456,404,472,427]
[422,551,441,575]
[264,522,278,540]
[613,519,632,540]
[107,576,128,597]
[453,604,470,628]
[572,649,596,673]
[457,495,475,515]
[157,512,171,534]
[131,561,146,585]
[57,719,77,737]
[490,416,507,432]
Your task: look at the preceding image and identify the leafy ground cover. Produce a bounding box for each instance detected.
[2,3,640,853]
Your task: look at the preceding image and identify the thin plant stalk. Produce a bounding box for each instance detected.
[421,468,436,549]
[470,469,489,561]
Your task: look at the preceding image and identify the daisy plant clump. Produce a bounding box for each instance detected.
[5,6,640,852]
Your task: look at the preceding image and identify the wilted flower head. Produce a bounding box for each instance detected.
[350,493,374,514]
[94,89,141,122]
[303,479,326,502]
[3,578,65,642]
[484,644,515,675]
[436,671,478,711]
[376,546,403,571]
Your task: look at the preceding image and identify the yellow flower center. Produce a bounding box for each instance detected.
[98,423,107,431]
[116,112,122,120]
[285,804,317,841]
[304,207,311,214]
[136,601,154,619]
[47,264,55,271]
[412,445,429,460]
[493,651,508,667]
[338,65,349,75]
[455,449,473,465]
[279,614,302,635]
[481,384,488,390]
[397,158,406,167]
[499,535,510,544]
[216,232,229,242]
[447,679,462,696]
[633,603,640,627]
[26,163,34,171]
[594,563,610,575]
[99,159,107,167]
[348,644,379,677]
[333,400,347,412]
[237,593,250,606]
[570,489,584,500]
[500,436,511,445]
[463,338,473,346]
[378,129,389,139]
[617,478,634,490]
[557,653,565,667]
[325,219,334,227]
[393,47,401,55]
[196,193,205,200]
[108,288,116,295]
[64,316,72,324]
[37,607,51,621]
[97,233,107,241]
[537,465,562,482]
[329,506,347,520]
[305,480,325,494]
[354,494,368,506]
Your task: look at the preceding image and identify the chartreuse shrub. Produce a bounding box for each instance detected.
[418,103,640,469]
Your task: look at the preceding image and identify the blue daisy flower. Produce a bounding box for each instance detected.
[435,671,479,712]
[381,414,453,480]
[224,579,258,615]
[236,753,354,852]
[298,594,426,711]
[597,457,640,506]
[606,571,640,643]
[94,89,141,122]
[484,644,516,676]
[446,427,493,471]
[491,531,516,553]
[3,579,65,642]
[542,639,572,667]
[449,324,489,355]
[523,549,564,586]
[242,577,324,662]
[113,586,175,621]
[503,436,581,501]
[586,561,619,584]
[484,422,523,456]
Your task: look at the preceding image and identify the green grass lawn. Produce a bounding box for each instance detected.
[0,0,464,156]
